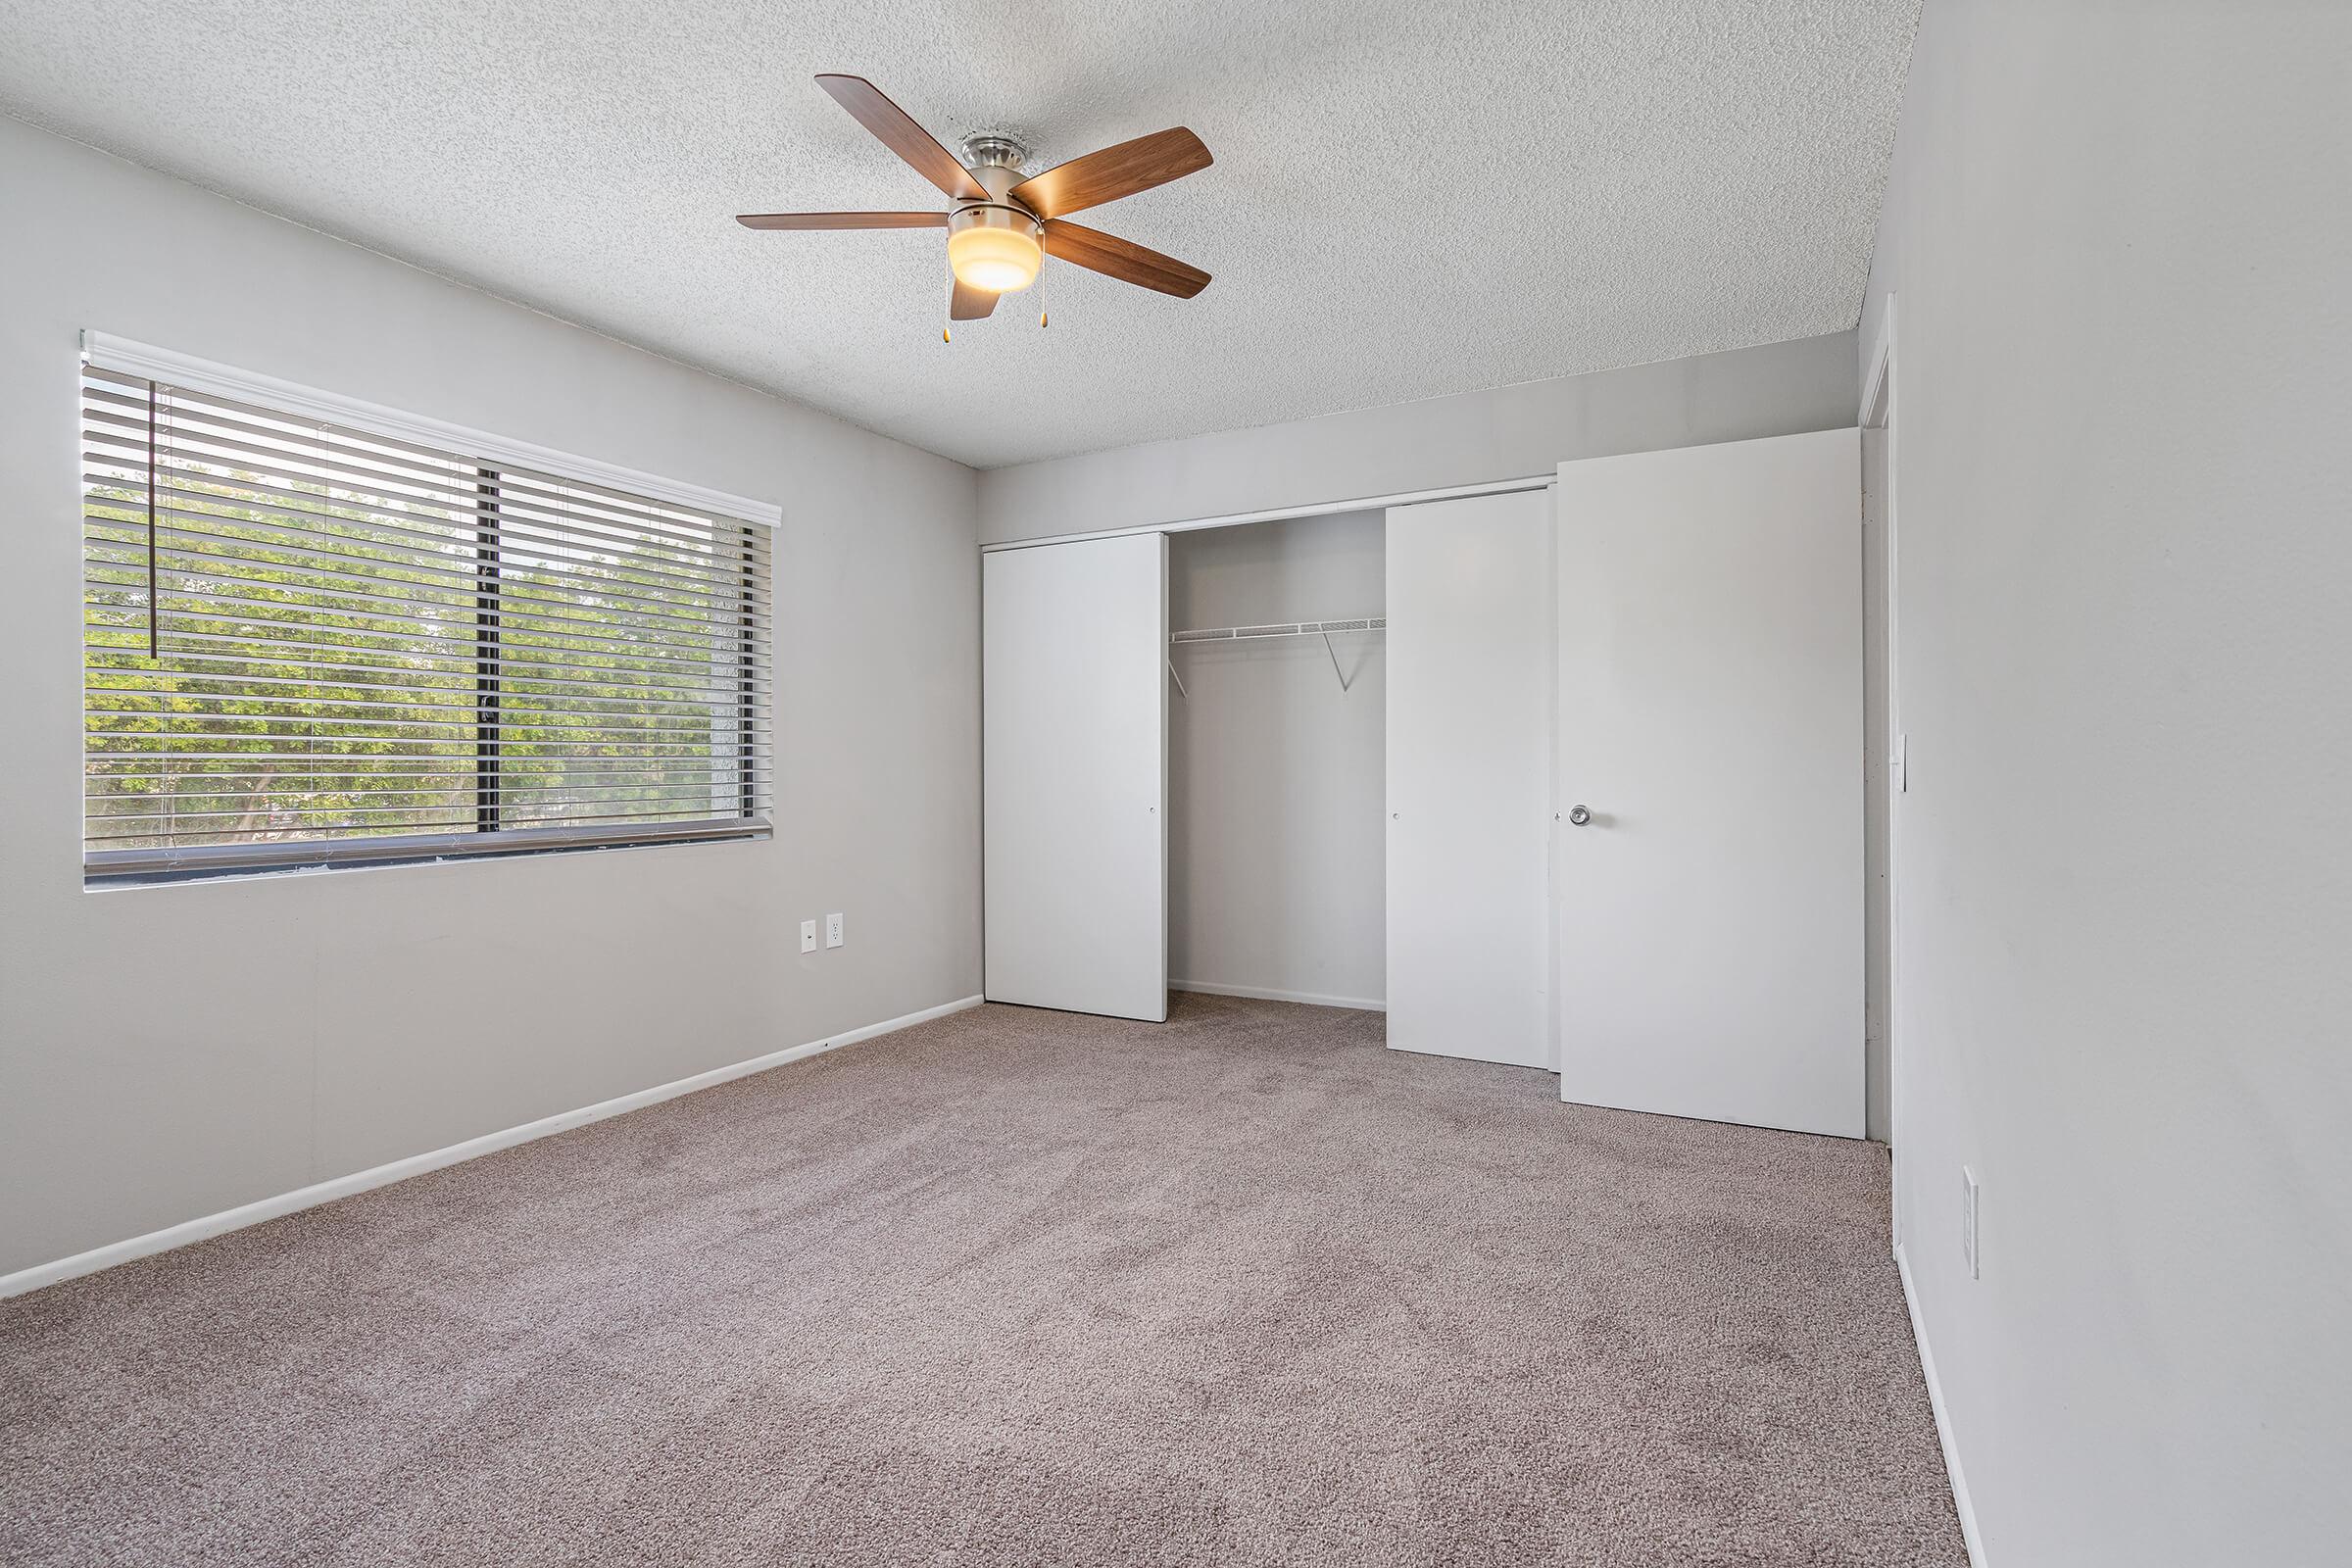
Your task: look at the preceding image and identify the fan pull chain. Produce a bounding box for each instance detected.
[1037,247,1049,329]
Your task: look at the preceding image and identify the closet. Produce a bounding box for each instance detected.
[981,427,1865,1139]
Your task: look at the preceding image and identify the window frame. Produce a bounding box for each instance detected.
[78,332,780,888]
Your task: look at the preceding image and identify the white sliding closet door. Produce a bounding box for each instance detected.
[984,533,1169,1021]
[1385,491,1554,1069]
[1554,428,1862,1137]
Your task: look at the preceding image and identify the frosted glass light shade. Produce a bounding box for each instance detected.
[949,223,1042,293]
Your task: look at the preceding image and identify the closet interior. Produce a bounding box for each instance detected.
[1166,512,1389,1016]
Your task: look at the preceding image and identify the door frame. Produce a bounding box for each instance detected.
[976,475,1556,556]
[1861,295,1902,1244]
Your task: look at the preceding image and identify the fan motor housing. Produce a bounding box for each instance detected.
[959,133,1028,173]
[950,137,1040,241]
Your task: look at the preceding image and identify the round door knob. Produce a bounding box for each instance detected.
[1567,805,1592,826]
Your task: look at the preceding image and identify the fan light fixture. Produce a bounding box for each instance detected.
[735,76,1214,329]
[947,212,1042,293]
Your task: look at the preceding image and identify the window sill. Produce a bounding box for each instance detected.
[83,817,772,889]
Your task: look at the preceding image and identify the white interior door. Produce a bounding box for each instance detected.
[1386,491,1553,1069]
[984,533,1168,1020]
[1555,428,1862,1137]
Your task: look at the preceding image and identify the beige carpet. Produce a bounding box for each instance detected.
[1,994,1964,1566]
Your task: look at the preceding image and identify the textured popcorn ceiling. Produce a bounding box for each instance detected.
[0,1,1917,468]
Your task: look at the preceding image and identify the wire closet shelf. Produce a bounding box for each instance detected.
[1167,616,1386,696]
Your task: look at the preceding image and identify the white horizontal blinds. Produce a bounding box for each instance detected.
[82,364,771,875]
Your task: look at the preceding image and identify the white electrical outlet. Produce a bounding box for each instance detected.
[825,912,845,949]
[800,919,817,955]
[1961,1166,1981,1279]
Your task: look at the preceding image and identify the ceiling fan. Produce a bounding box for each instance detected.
[738,74,1213,334]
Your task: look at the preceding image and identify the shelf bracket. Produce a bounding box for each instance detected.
[1320,631,1352,694]
[1167,658,1189,701]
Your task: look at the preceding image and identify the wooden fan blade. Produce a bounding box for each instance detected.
[950,277,1000,320]
[1041,220,1210,299]
[815,74,985,203]
[1007,127,1211,220]
[736,211,947,229]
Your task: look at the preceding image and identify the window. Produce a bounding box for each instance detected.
[80,352,773,885]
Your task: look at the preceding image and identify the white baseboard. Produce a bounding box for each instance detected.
[1170,979,1387,1012]
[0,994,985,1301]
[1895,1240,1989,1567]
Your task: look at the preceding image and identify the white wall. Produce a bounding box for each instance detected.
[1862,4,2351,1562]
[1168,513,1385,1009]
[0,120,983,1280]
[978,331,1857,544]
